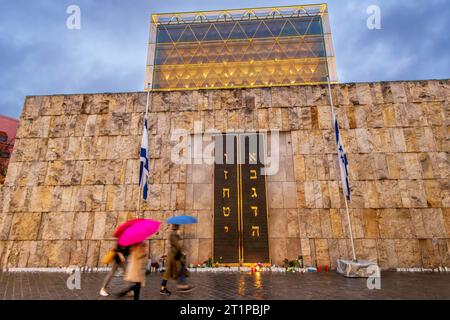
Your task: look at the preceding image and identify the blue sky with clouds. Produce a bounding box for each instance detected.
[0,0,449,118]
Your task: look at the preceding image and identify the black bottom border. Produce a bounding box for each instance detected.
[1,300,448,319]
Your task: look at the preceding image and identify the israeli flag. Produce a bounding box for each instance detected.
[139,115,149,201]
[332,111,351,201]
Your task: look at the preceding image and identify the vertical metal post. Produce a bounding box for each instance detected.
[137,87,151,219]
[327,77,357,262]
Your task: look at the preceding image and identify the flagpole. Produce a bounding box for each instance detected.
[327,77,357,262]
[137,85,151,219]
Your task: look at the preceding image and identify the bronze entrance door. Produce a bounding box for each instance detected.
[213,133,270,264]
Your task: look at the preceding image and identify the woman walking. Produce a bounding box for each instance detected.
[99,245,130,297]
[160,224,194,296]
[116,241,149,301]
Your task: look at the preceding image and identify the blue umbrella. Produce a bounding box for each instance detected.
[167,215,198,225]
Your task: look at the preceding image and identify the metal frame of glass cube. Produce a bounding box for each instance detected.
[146,3,337,91]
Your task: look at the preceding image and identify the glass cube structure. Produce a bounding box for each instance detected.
[146,4,337,90]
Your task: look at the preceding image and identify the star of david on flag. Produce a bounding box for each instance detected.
[332,111,351,201]
[139,115,149,201]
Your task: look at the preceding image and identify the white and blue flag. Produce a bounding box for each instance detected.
[332,111,351,201]
[139,115,149,201]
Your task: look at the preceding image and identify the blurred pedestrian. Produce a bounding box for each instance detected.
[117,241,149,301]
[160,224,194,296]
[99,244,130,297]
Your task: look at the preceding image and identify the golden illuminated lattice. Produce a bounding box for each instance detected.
[146,4,337,90]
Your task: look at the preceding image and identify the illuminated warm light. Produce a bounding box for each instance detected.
[148,4,337,90]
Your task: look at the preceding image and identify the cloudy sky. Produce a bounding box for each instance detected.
[0,0,449,118]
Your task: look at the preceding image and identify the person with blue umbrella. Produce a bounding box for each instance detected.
[160,216,197,295]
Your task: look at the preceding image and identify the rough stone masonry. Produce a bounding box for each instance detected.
[0,80,449,269]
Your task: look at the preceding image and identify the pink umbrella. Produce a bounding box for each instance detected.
[118,219,161,247]
[114,219,145,238]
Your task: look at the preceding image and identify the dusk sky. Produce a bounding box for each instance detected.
[0,0,449,119]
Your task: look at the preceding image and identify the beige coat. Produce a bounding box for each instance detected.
[163,231,183,280]
[124,242,148,286]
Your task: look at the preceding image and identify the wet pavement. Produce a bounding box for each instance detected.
[0,271,449,300]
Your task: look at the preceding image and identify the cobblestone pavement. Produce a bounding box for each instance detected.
[0,271,449,300]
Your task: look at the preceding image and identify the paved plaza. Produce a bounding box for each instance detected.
[0,271,449,300]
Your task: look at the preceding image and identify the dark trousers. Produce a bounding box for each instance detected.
[130,283,141,301]
[120,283,141,301]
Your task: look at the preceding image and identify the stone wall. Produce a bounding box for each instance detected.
[0,79,449,269]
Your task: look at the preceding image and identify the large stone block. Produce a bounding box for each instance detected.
[184,239,199,265]
[354,128,373,153]
[376,180,402,208]
[85,240,101,267]
[94,160,125,185]
[69,241,89,266]
[362,209,380,238]
[302,209,322,238]
[72,186,105,212]
[271,86,293,107]
[378,209,413,239]
[300,238,312,266]
[268,209,287,239]
[296,182,306,209]
[329,209,344,238]
[304,181,322,208]
[431,152,450,179]
[421,209,447,238]
[350,154,375,180]
[370,128,392,153]
[376,239,398,270]
[29,186,53,212]
[348,209,365,239]
[41,96,64,116]
[395,239,421,267]
[419,239,442,268]
[363,181,380,208]
[9,212,42,240]
[45,161,83,186]
[382,103,397,127]
[50,186,74,212]
[72,212,92,240]
[198,239,213,264]
[286,209,300,238]
[22,96,44,120]
[0,211,13,240]
[193,183,212,210]
[196,210,213,239]
[367,104,384,128]
[423,180,442,207]
[267,182,284,209]
[282,182,298,209]
[405,81,442,102]
[269,238,287,266]
[314,239,331,266]
[372,153,389,180]
[443,208,450,237]
[319,209,332,238]
[41,212,74,240]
